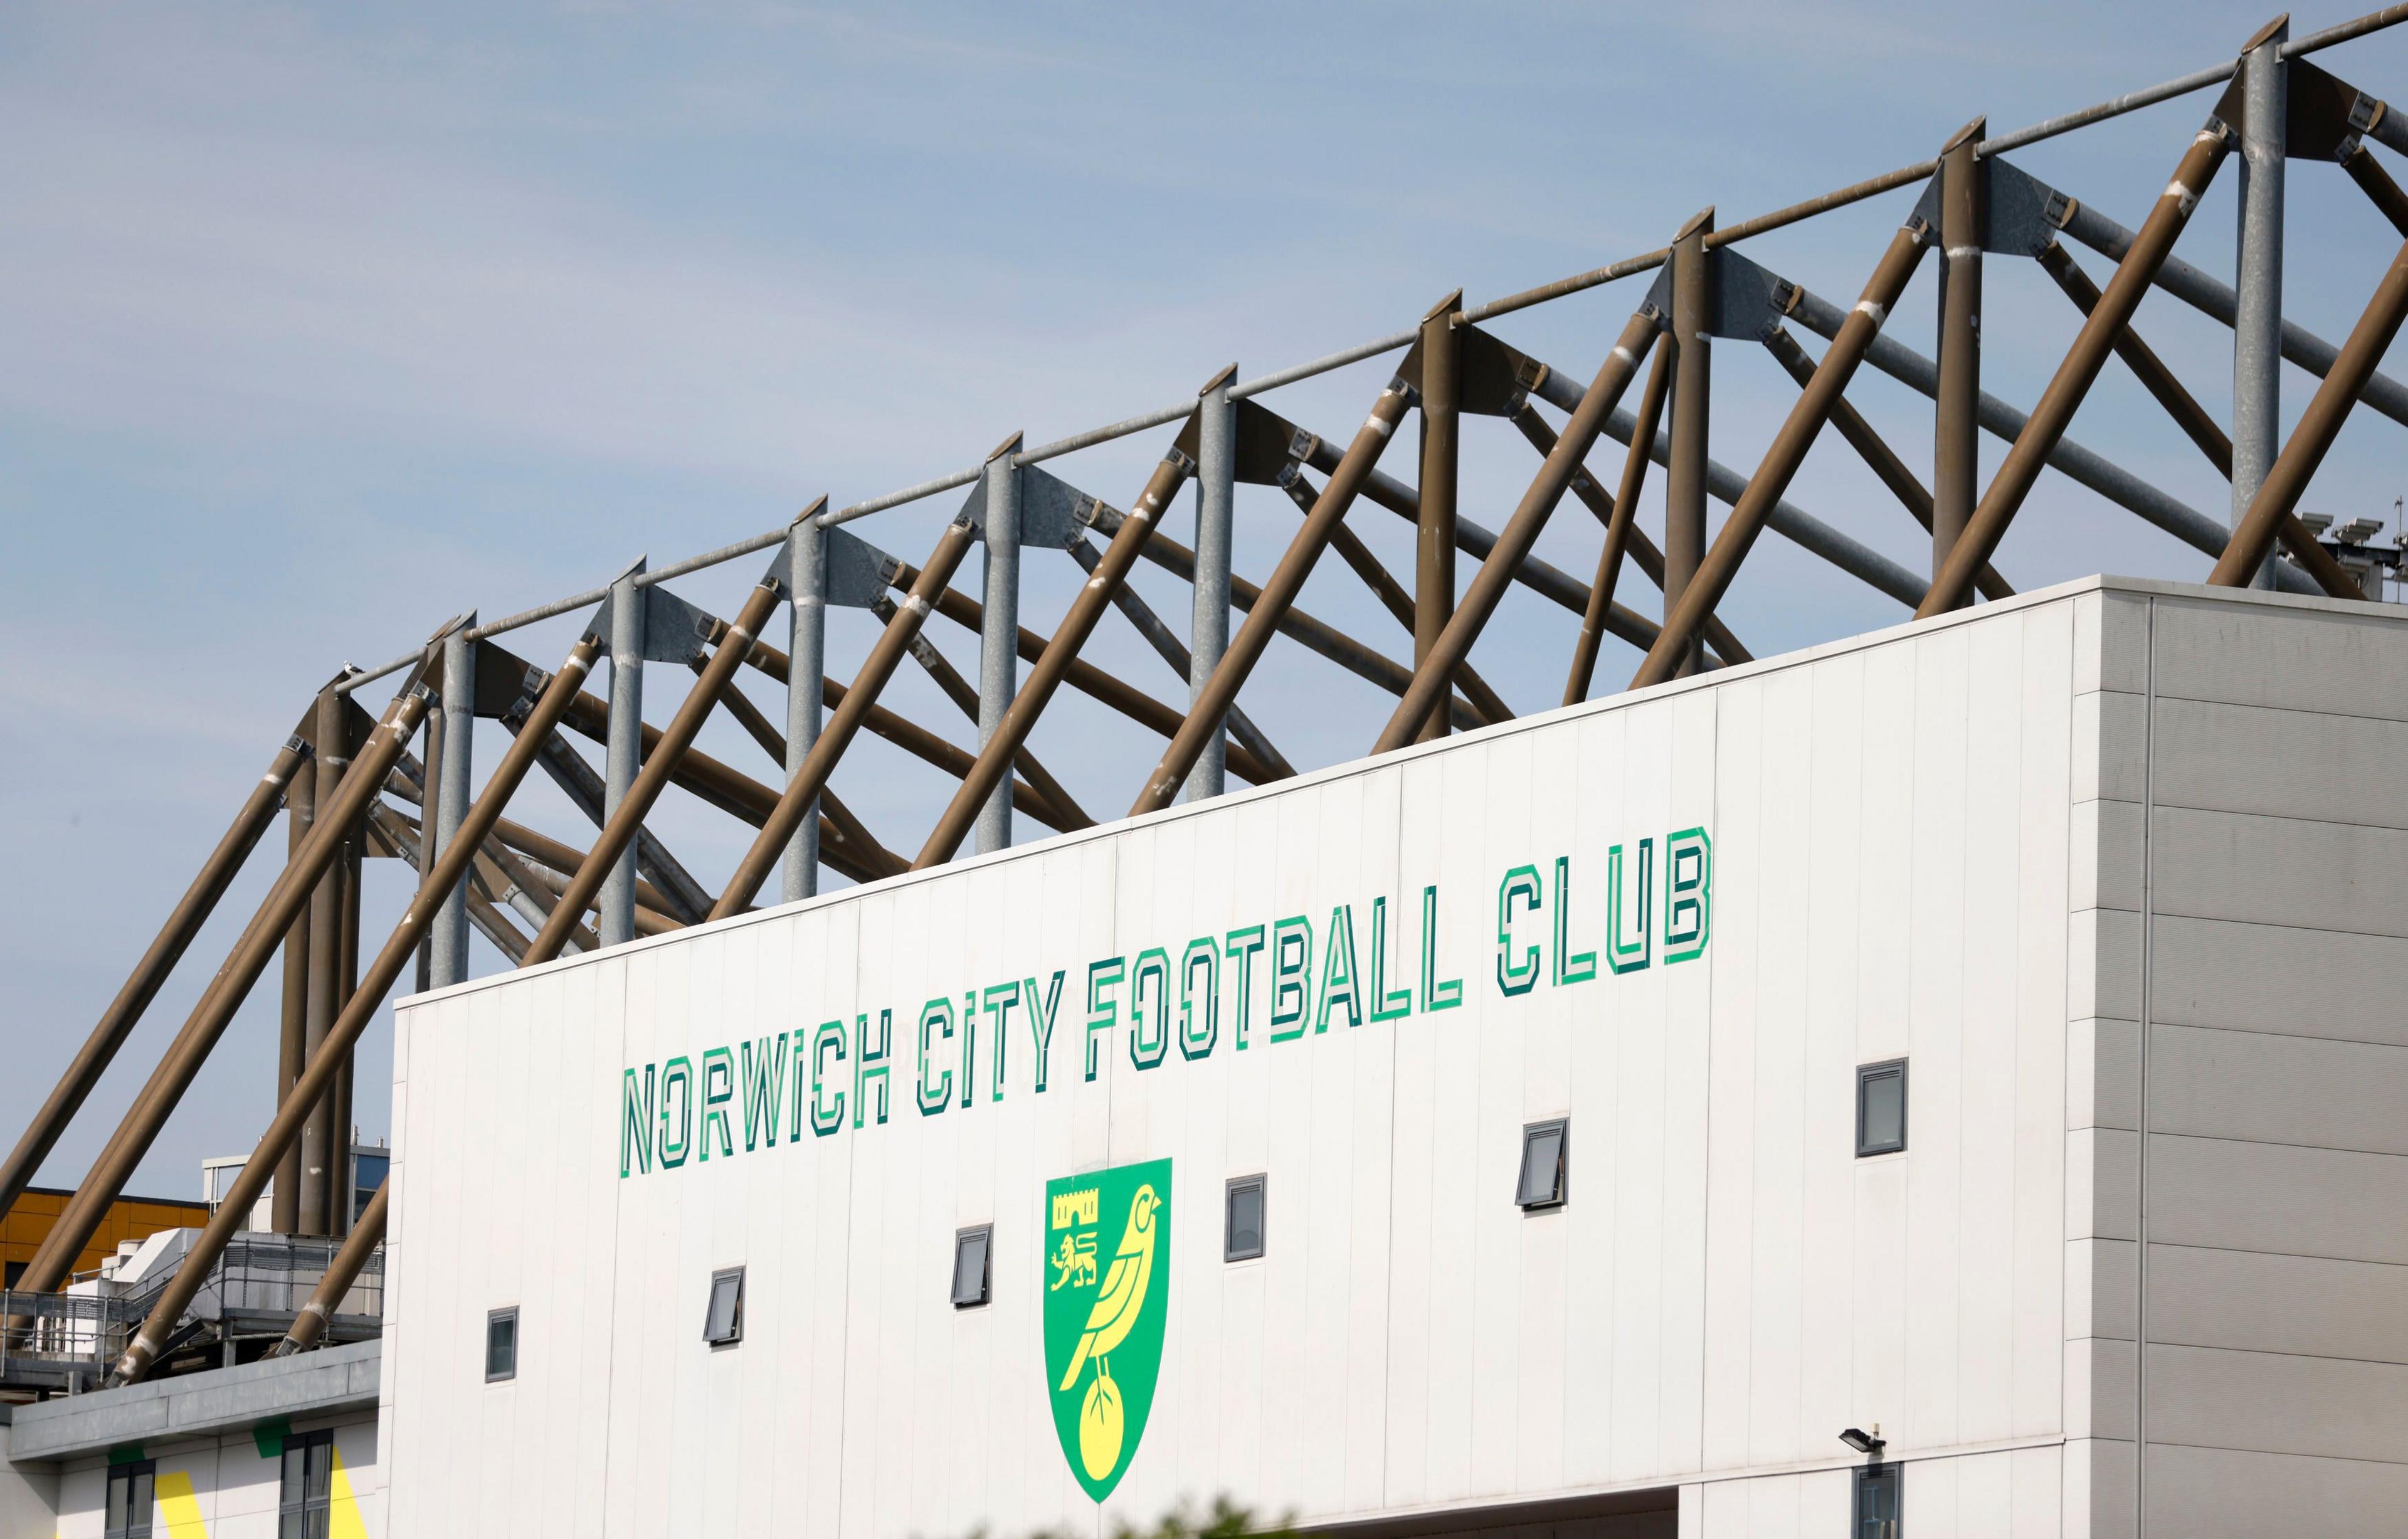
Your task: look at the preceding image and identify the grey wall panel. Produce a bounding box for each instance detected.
[2152,695,2408,828]
[2151,914,2408,1047]
[2147,1341,2408,1464]
[2148,1023,2408,1156]
[2150,805,2408,940]
[2072,688,2147,806]
[2152,596,2408,720]
[2148,1242,2408,1365]
[2145,1442,2408,1539]
[2148,1133,2408,1265]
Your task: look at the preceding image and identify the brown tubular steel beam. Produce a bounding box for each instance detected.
[1272,470,1513,726]
[298,689,348,1235]
[1635,218,1936,690]
[1761,329,2015,603]
[1565,336,1672,706]
[920,450,1191,865]
[2345,142,2408,236]
[1664,209,1713,677]
[1054,544,1298,781]
[0,732,309,1229]
[1921,118,2235,618]
[1372,309,1661,754]
[1135,371,1418,814]
[2033,243,2363,599]
[1416,292,1463,743]
[17,655,441,1299]
[714,519,981,918]
[2212,226,2408,585]
[272,740,314,1235]
[113,634,602,1385]
[878,563,1282,790]
[703,658,911,881]
[1112,503,1485,731]
[1299,435,1696,662]
[867,597,1100,828]
[525,581,783,965]
[268,1179,384,1358]
[1514,404,1753,667]
[1933,117,1985,576]
[716,621,1082,835]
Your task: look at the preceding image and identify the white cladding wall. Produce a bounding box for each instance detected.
[384,583,2101,1538]
[48,1414,380,1538]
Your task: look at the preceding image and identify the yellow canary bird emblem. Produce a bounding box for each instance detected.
[1058,1183,1159,1392]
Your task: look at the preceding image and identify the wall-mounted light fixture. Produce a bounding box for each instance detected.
[1839,1425,1886,1456]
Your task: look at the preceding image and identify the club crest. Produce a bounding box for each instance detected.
[1041,1158,1171,1502]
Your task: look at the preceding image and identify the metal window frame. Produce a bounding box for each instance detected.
[1517,1118,1570,1210]
[704,1265,746,1346]
[952,1224,993,1308]
[484,1304,519,1383]
[1225,1173,1267,1262]
[1856,1058,1909,1158]
[1852,1459,1904,1536]
[106,1459,157,1539]
[277,1429,335,1535]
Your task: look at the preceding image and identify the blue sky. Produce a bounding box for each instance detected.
[7,0,2408,1200]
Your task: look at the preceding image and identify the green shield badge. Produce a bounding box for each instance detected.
[1042,1158,1171,1502]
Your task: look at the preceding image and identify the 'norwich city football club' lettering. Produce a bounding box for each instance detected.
[619,833,1709,1178]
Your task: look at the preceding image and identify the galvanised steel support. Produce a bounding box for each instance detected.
[0,733,308,1229]
[504,712,709,924]
[1637,218,1935,689]
[1370,310,1659,755]
[698,655,909,880]
[272,739,314,1234]
[2032,243,2363,598]
[2235,17,2289,588]
[525,579,784,965]
[1566,335,1671,706]
[1136,372,1417,813]
[783,510,826,901]
[17,655,440,1298]
[429,622,476,986]
[1415,292,1462,743]
[600,559,646,946]
[113,635,601,1386]
[1188,366,1236,802]
[1763,329,2015,602]
[714,519,981,918]
[1666,209,1713,677]
[2213,228,2408,584]
[974,434,1023,854]
[1934,117,1985,588]
[268,1179,384,1358]
[298,687,350,1236]
[1922,119,2236,618]
[922,449,1193,866]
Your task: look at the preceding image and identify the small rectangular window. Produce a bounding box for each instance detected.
[1225,1175,1266,1261]
[1853,1461,1902,1537]
[106,1460,156,1539]
[278,1431,335,1539]
[1518,1119,1568,1209]
[1856,1059,1908,1157]
[485,1306,518,1382]
[704,1267,746,1346]
[953,1225,992,1308]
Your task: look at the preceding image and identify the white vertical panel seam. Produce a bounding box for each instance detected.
[2135,596,2157,1536]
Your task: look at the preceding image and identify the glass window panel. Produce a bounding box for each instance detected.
[305,1441,330,1503]
[1518,1124,1565,1206]
[107,1471,129,1534]
[705,1271,743,1343]
[952,1229,990,1306]
[486,1309,517,1380]
[1226,1180,1264,1260]
[1859,1062,1907,1155]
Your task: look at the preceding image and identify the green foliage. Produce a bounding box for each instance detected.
[1017,1496,1299,1539]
